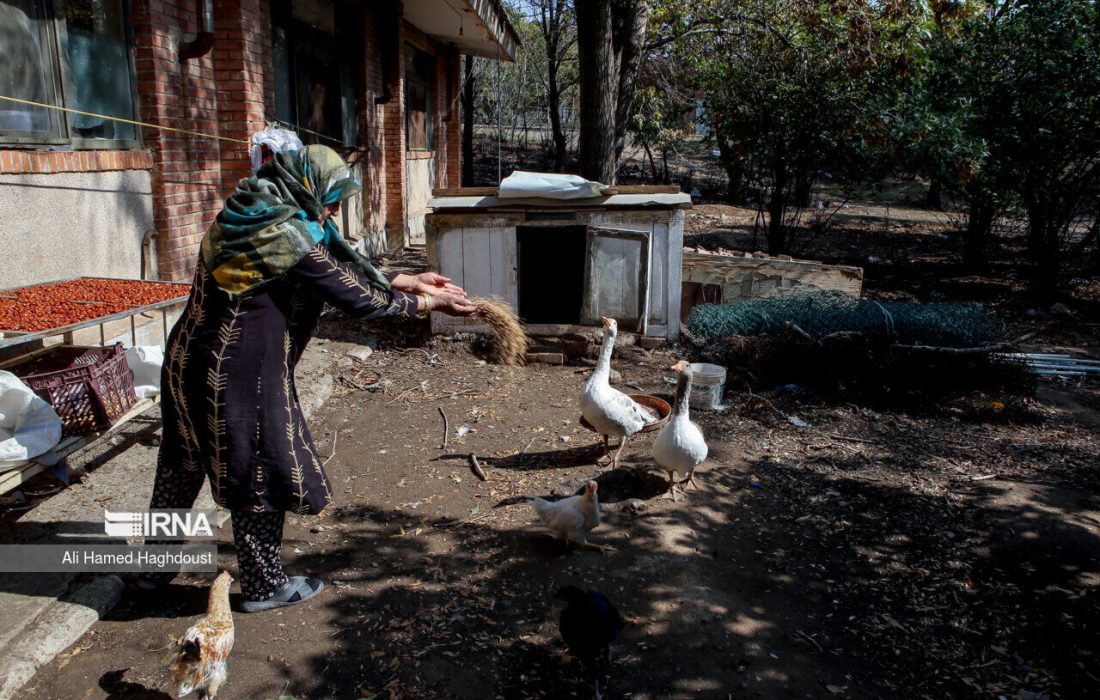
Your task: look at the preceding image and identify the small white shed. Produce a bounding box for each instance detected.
[425,185,691,342]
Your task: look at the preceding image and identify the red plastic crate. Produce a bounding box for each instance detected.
[15,343,138,435]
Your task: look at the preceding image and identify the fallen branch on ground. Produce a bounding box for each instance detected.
[438,407,449,450]
[468,454,488,481]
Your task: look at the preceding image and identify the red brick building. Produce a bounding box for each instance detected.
[0,0,518,289]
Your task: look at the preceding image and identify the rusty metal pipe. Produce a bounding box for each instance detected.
[179,0,214,61]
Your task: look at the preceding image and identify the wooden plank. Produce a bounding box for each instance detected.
[0,460,50,495]
[612,185,681,194]
[432,186,499,197]
[0,344,60,370]
[462,228,493,330]
[667,211,685,342]
[431,184,680,197]
[639,229,651,337]
[434,228,467,331]
[617,237,637,320]
[681,250,864,300]
[426,213,524,231]
[649,222,668,325]
[462,228,493,299]
[502,227,519,307]
[0,396,157,495]
[429,193,691,211]
[488,227,508,300]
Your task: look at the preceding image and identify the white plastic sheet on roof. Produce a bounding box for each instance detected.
[497,171,605,200]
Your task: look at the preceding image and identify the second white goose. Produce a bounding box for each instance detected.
[652,360,709,500]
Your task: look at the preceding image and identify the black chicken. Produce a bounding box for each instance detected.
[555,585,625,699]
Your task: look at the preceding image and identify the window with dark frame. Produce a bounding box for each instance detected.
[271,0,360,148]
[405,46,434,151]
[0,0,140,148]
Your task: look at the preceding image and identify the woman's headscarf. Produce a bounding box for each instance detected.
[201,144,390,295]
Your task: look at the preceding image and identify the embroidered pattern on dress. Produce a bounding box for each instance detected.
[281,332,310,512]
[165,265,209,471]
[206,297,245,504]
[307,246,410,316]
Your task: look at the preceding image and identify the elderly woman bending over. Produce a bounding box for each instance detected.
[141,145,475,611]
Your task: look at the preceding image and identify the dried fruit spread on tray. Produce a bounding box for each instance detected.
[0,277,190,332]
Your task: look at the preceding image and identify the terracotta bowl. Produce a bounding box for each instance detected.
[579,394,672,434]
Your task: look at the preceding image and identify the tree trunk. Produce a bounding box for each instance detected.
[541,0,569,172]
[643,141,659,182]
[793,171,813,208]
[576,0,619,183]
[612,0,649,163]
[462,54,475,186]
[1027,204,1060,301]
[576,0,648,184]
[964,186,994,271]
[547,69,567,171]
[925,177,943,209]
[767,169,790,254]
[717,136,745,204]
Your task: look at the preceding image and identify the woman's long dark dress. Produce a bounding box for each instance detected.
[157,243,417,515]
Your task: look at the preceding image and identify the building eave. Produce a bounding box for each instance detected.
[404,0,520,62]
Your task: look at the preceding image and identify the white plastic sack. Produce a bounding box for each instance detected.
[497,171,605,200]
[125,345,163,399]
[249,127,305,172]
[0,370,63,472]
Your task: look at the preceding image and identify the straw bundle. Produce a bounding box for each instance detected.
[473,296,529,366]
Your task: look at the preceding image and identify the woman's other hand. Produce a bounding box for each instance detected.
[431,291,478,317]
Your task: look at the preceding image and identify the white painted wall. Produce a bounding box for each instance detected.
[0,170,153,289]
[405,157,435,246]
[432,225,516,332]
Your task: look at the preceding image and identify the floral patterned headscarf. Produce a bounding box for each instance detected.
[201,145,388,295]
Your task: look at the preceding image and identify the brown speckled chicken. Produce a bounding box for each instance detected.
[171,571,234,699]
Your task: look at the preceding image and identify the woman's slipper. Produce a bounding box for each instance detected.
[240,576,324,613]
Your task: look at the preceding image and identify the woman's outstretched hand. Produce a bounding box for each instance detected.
[432,291,478,317]
[402,272,467,299]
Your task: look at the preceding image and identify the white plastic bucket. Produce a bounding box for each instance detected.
[688,363,727,410]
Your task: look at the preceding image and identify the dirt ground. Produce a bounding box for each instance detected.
[18,203,1100,700]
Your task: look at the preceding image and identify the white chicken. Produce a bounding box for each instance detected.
[580,317,657,469]
[652,361,709,500]
[530,480,610,552]
[170,570,235,699]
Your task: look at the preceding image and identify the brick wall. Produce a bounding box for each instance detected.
[440,45,461,188]
[382,5,409,252]
[0,150,152,174]
[361,6,390,243]
[2,0,478,280]
[128,0,274,282]
[213,0,274,197]
[131,0,225,283]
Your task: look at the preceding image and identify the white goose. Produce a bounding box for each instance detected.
[652,361,709,500]
[580,317,657,469]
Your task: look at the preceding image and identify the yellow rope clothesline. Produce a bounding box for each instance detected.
[0,94,250,145]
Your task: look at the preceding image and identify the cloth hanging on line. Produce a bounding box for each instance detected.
[249,128,305,172]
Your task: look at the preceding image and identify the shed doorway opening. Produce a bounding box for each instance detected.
[517,225,586,324]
